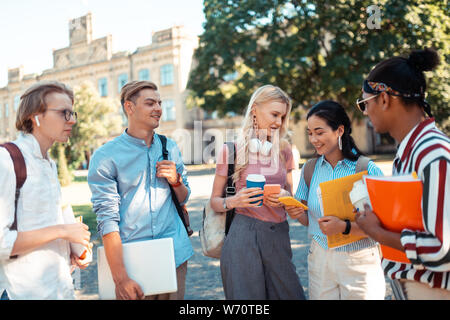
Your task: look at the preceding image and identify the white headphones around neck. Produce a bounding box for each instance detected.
[249,138,272,156]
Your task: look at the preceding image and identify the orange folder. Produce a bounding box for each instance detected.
[318,171,368,248]
[365,174,424,263]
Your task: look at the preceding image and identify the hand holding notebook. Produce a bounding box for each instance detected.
[364,174,424,263]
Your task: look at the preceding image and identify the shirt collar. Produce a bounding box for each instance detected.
[318,155,355,169]
[17,132,47,160]
[395,118,435,161]
[122,129,158,148]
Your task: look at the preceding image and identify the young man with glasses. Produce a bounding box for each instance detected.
[0,81,91,300]
[354,48,450,300]
[88,81,193,300]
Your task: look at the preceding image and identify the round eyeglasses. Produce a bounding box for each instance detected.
[47,108,78,121]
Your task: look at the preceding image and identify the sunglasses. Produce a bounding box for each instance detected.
[356,94,379,112]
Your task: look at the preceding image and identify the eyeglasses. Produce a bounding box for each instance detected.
[47,108,78,121]
[356,94,379,112]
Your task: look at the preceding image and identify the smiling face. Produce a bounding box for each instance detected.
[34,92,76,143]
[126,88,162,130]
[307,114,343,156]
[253,100,287,138]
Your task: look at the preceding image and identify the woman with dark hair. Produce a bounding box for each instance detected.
[286,100,386,300]
[355,48,450,300]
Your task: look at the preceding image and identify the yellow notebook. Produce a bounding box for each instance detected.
[318,171,368,248]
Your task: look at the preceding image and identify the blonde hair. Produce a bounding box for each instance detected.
[233,84,292,184]
[120,80,158,117]
[16,81,74,133]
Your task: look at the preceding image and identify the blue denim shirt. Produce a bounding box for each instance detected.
[88,130,193,267]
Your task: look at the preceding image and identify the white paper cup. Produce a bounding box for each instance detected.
[349,179,372,212]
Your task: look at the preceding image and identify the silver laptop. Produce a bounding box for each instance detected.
[97,238,177,300]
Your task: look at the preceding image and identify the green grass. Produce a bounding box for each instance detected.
[72,204,98,239]
[73,175,88,183]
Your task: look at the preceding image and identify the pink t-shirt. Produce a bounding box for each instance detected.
[216,143,295,223]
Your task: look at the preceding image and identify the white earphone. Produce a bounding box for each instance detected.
[34,115,41,127]
[249,138,272,156]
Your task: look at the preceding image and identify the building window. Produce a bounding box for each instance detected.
[138,69,150,81]
[98,77,108,97]
[160,64,174,86]
[118,73,128,93]
[162,100,175,121]
[14,95,20,111]
[5,103,8,117]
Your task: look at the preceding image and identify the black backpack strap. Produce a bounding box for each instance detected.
[303,157,318,190]
[224,142,236,236]
[1,142,27,259]
[355,155,370,173]
[157,134,192,236]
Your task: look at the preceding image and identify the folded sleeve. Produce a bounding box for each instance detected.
[87,150,121,237]
[283,145,296,171]
[169,140,191,206]
[400,159,450,272]
[367,160,384,177]
[0,148,18,260]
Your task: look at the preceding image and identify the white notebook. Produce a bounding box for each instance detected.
[97,238,177,300]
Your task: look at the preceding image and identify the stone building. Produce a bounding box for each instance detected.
[0,13,198,145]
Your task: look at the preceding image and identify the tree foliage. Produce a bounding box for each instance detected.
[188,0,449,132]
[52,81,123,184]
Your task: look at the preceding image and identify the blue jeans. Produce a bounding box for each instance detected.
[1,290,9,300]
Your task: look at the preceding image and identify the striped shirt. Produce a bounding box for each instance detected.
[383,118,450,290]
[295,155,383,252]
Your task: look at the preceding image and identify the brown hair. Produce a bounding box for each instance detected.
[120,81,158,116]
[16,81,74,133]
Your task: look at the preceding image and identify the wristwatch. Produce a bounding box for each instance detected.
[342,219,351,235]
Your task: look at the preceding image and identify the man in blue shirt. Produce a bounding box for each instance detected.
[88,81,193,300]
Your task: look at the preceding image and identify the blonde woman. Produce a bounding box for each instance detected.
[210,85,305,300]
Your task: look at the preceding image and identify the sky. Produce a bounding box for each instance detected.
[0,0,206,87]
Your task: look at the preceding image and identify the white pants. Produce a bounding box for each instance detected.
[308,240,386,300]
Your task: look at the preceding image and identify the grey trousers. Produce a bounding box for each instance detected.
[220,213,305,300]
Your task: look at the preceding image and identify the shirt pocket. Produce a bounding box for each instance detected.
[19,173,52,230]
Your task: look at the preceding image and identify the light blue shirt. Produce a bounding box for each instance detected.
[295,155,384,252]
[88,130,193,267]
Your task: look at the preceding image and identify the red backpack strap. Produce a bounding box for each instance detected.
[0,142,27,231]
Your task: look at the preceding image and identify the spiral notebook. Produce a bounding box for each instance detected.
[97,238,177,299]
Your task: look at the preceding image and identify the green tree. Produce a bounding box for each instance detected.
[188,0,449,132]
[52,81,123,184]
[56,143,72,187]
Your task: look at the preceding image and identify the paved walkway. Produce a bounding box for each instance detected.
[68,161,394,300]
